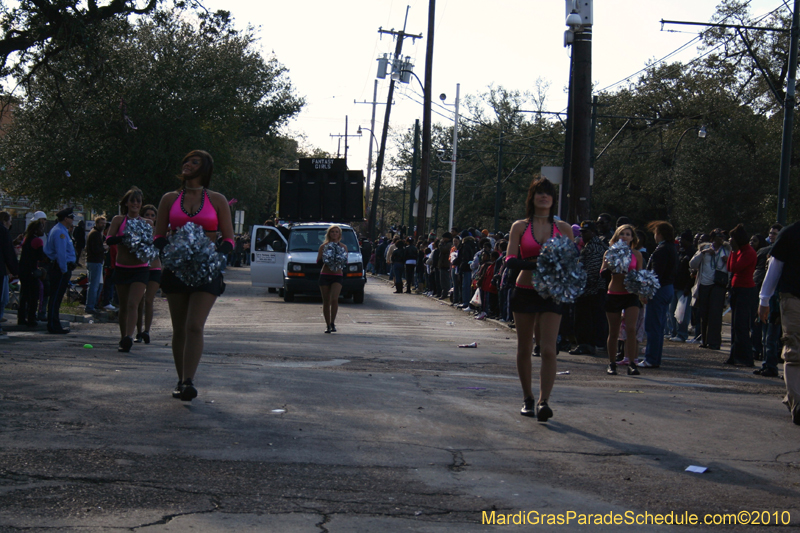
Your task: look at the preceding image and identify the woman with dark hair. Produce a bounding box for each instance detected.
[317,224,348,333]
[105,187,149,353]
[726,223,757,366]
[18,220,47,326]
[603,224,644,376]
[506,176,574,421]
[154,150,235,401]
[640,221,677,368]
[750,233,766,252]
[135,204,161,344]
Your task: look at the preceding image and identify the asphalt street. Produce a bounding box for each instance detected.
[0,267,798,532]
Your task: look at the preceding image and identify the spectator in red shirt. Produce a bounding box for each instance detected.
[726,223,757,366]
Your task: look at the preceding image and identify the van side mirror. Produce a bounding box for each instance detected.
[272,240,286,253]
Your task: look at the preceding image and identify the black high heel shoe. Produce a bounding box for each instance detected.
[180,379,197,401]
[535,400,553,422]
[118,336,134,352]
[172,381,184,399]
[330,323,336,332]
[141,331,150,344]
[134,333,144,343]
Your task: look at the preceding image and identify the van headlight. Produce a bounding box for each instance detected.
[290,263,302,272]
[348,263,362,272]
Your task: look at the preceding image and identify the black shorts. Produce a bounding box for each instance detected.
[113,266,150,285]
[160,269,225,296]
[605,293,642,313]
[319,274,343,287]
[148,269,162,285]
[510,286,563,315]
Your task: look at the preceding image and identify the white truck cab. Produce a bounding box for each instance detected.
[250,222,366,303]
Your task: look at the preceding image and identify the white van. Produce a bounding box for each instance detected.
[250,222,366,303]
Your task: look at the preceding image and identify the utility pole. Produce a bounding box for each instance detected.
[368,9,422,239]
[777,0,800,225]
[409,119,420,235]
[588,95,598,215]
[354,80,384,214]
[416,0,436,238]
[329,116,351,163]
[564,0,593,223]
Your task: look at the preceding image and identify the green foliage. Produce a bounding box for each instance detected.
[387,86,565,235]
[0,7,304,227]
[0,0,164,77]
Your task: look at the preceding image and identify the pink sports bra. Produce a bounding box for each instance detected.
[629,252,637,271]
[117,216,141,237]
[169,189,219,232]
[520,221,562,259]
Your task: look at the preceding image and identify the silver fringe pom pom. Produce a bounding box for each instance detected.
[122,218,158,263]
[162,222,226,287]
[322,242,348,271]
[606,240,632,274]
[624,269,661,299]
[533,236,587,304]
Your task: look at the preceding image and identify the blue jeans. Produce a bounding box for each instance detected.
[392,263,404,291]
[666,290,692,340]
[453,271,462,304]
[461,270,472,307]
[644,284,674,367]
[85,262,104,311]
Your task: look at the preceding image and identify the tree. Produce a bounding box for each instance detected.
[0,7,304,224]
[386,86,566,236]
[0,0,171,78]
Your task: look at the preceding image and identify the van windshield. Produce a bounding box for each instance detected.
[288,228,359,253]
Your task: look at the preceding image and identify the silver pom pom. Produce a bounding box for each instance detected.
[162,222,226,287]
[532,236,587,304]
[122,218,158,263]
[606,240,632,274]
[624,269,661,299]
[322,242,348,271]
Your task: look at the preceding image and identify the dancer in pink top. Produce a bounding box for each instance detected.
[154,150,235,402]
[505,176,574,422]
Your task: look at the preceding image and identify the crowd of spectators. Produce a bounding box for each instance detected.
[361,216,788,380]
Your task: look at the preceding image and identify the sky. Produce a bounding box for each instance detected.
[200,0,784,183]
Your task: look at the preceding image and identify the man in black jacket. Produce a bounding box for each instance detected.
[571,221,608,355]
[390,240,406,293]
[457,235,478,308]
[360,237,373,271]
[667,231,695,342]
[758,221,800,423]
[639,221,678,368]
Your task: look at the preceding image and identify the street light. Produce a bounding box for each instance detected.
[671,125,707,165]
[669,125,707,219]
[439,84,459,232]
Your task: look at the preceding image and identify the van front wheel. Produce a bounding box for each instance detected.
[353,290,365,304]
[283,289,295,302]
